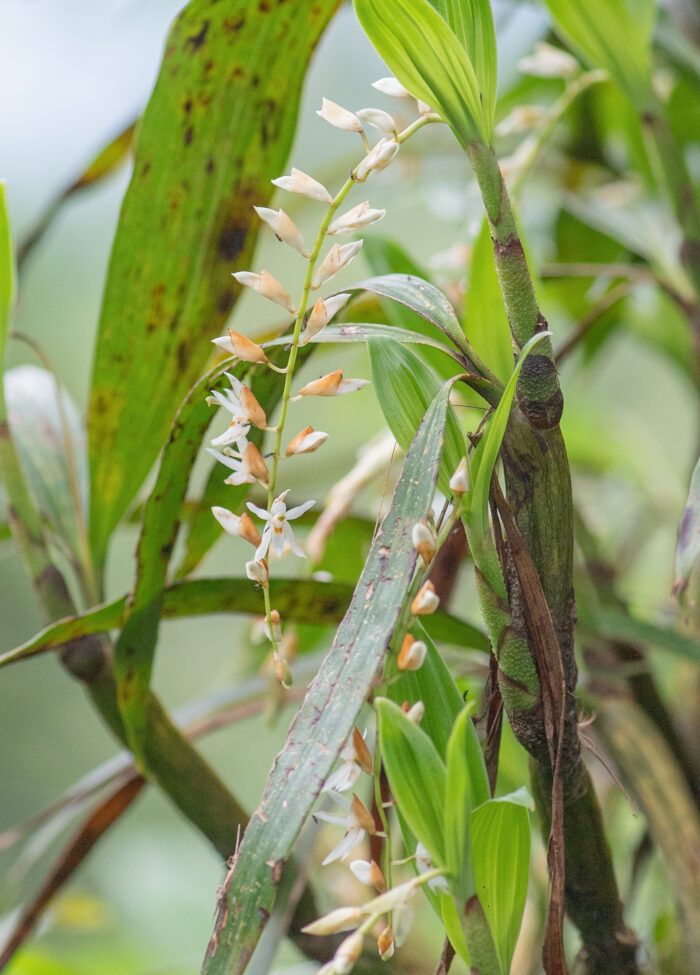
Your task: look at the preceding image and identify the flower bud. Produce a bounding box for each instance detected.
[286,426,329,456]
[273,652,293,688]
[264,609,282,643]
[377,926,394,960]
[312,241,363,289]
[239,386,267,429]
[254,206,309,257]
[397,634,427,671]
[411,520,436,565]
[449,457,469,496]
[301,293,351,344]
[352,726,373,775]
[210,329,268,363]
[355,138,399,181]
[245,559,269,587]
[372,76,411,98]
[335,931,364,975]
[350,858,386,892]
[317,97,363,132]
[297,369,369,398]
[272,167,333,203]
[211,507,262,547]
[351,794,376,834]
[405,700,425,724]
[356,108,397,135]
[411,580,439,616]
[232,269,297,315]
[302,906,364,936]
[328,201,386,235]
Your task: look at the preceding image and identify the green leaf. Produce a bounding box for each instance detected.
[368,338,465,494]
[445,709,491,898]
[386,626,465,757]
[472,798,531,975]
[201,379,453,974]
[674,455,700,599]
[87,0,340,570]
[441,893,472,966]
[466,218,513,384]
[377,697,447,868]
[354,0,493,145]
[0,576,483,670]
[468,331,551,540]
[541,0,655,108]
[0,183,12,348]
[435,0,497,137]
[266,322,462,359]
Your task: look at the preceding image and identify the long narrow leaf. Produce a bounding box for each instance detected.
[201,380,453,974]
[87,0,340,569]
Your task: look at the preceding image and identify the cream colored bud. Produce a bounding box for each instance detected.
[312,241,363,289]
[411,580,439,615]
[254,206,309,257]
[449,457,469,496]
[232,269,297,315]
[238,511,263,547]
[273,652,292,688]
[411,520,436,565]
[317,97,363,132]
[351,794,376,834]
[397,634,427,671]
[405,700,425,724]
[297,369,369,398]
[335,931,364,975]
[211,507,263,547]
[302,906,364,936]
[372,76,412,98]
[377,926,394,960]
[518,42,579,79]
[242,442,269,484]
[301,293,351,344]
[328,201,386,235]
[356,108,397,135]
[355,138,400,181]
[272,167,333,203]
[239,386,267,429]
[350,858,386,891]
[222,329,268,364]
[264,609,282,643]
[352,726,373,775]
[286,426,329,456]
[245,559,269,587]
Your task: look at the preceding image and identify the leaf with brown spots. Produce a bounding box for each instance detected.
[200,381,453,975]
[87,0,341,571]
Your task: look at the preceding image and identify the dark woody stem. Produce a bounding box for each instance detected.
[466,139,563,431]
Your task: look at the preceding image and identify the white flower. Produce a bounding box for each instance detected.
[206,441,269,486]
[449,457,470,496]
[272,167,333,203]
[253,206,309,257]
[301,293,351,344]
[356,108,397,135]
[355,138,400,181]
[411,520,436,565]
[328,201,386,235]
[232,269,296,315]
[315,792,377,865]
[312,241,363,289]
[302,906,364,936]
[317,97,363,132]
[415,841,450,894]
[518,42,579,79]
[324,727,372,793]
[296,369,369,398]
[245,559,269,587]
[372,76,412,98]
[285,426,329,456]
[209,373,267,447]
[411,580,440,616]
[247,489,315,561]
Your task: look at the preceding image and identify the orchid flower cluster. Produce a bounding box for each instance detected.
[207,77,441,685]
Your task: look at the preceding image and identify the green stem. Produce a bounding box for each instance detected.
[466,139,563,430]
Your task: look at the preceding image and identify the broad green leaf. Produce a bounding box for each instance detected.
[466,218,513,384]
[201,380,452,974]
[540,0,655,109]
[434,0,497,137]
[468,331,551,540]
[0,184,12,345]
[354,0,493,145]
[0,577,484,670]
[4,367,88,578]
[377,697,447,868]
[674,455,700,599]
[471,798,531,975]
[444,708,490,899]
[387,624,470,757]
[441,893,472,966]
[87,0,340,571]
[368,338,465,494]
